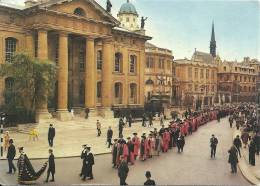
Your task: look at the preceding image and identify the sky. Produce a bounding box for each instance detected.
[3,0,260,61]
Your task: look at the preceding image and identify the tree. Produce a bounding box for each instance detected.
[0,53,56,121]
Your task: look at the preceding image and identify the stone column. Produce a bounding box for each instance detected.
[36,29,51,122]
[122,47,128,105]
[56,32,71,121]
[85,37,96,116]
[25,32,34,57]
[139,49,145,105]
[0,36,4,105]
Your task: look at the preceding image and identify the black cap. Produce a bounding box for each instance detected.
[145,171,151,178]
[9,139,13,144]
[50,124,53,127]
[133,133,137,135]
[86,147,91,150]
[127,137,131,140]
[114,139,118,142]
[19,147,24,151]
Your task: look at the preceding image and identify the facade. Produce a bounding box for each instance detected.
[173,51,218,109]
[0,0,151,121]
[217,58,258,103]
[144,42,173,105]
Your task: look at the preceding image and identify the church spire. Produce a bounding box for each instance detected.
[210,21,216,57]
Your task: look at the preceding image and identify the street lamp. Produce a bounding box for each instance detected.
[156,73,166,113]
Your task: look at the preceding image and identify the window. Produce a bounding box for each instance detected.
[97,82,102,102]
[167,61,171,69]
[235,67,237,71]
[115,52,122,72]
[159,58,164,69]
[235,75,238,81]
[211,85,214,92]
[115,82,123,104]
[188,67,192,79]
[240,76,242,82]
[129,55,137,73]
[195,85,198,92]
[126,17,129,22]
[244,76,247,82]
[195,68,198,79]
[146,57,154,68]
[129,83,137,104]
[200,69,204,79]
[79,42,85,71]
[224,66,226,71]
[188,84,192,91]
[206,69,209,79]
[74,8,85,16]
[5,37,17,63]
[97,50,102,70]
[211,70,214,80]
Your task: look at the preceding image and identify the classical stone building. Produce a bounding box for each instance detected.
[173,51,218,109]
[144,42,173,106]
[217,58,258,103]
[0,0,151,121]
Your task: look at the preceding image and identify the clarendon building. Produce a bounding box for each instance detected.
[0,0,152,121]
[145,42,173,110]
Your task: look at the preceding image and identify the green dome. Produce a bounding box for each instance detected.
[119,1,138,15]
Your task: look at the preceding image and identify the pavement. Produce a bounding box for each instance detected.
[0,117,250,185]
[1,116,164,159]
[233,128,260,185]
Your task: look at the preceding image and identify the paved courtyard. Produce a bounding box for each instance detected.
[0,117,252,185]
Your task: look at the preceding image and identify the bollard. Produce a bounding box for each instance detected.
[0,123,3,157]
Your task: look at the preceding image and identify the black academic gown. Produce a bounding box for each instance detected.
[83,152,95,178]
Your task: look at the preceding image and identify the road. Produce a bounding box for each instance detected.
[0,118,249,185]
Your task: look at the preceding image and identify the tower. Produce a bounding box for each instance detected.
[117,0,139,31]
[210,22,216,57]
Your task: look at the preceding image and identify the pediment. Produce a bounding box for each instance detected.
[39,0,119,26]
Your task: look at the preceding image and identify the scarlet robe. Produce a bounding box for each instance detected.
[140,139,148,160]
[132,136,140,157]
[162,132,170,152]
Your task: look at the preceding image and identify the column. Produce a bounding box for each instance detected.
[101,38,113,107]
[139,49,145,105]
[122,47,128,105]
[35,29,51,121]
[25,32,34,57]
[37,30,48,60]
[0,36,3,105]
[85,37,96,109]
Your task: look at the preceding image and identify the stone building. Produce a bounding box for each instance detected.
[217,58,258,103]
[144,42,173,108]
[173,51,218,110]
[0,0,151,121]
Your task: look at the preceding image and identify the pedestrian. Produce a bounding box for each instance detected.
[45,149,55,182]
[48,124,55,147]
[210,134,218,158]
[128,114,132,128]
[82,146,94,181]
[142,113,147,127]
[233,135,242,157]
[112,139,118,168]
[229,115,233,128]
[6,139,16,174]
[80,144,87,177]
[4,131,10,151]
[160,112,164,126]
[241,131,250,148]
[217,111,221,122]
[235,121,240,130]
[126,137,135,165]
[144,171,156,185]
[177,134,185,153]
[148,113,153,127]
[255,132,260,155]
[248,140,256,166]
[123,116,127,126]
[96,120,101,137]
[118,155,129,185]
[140,135,147,161]
[154,133,161,156]
[107,126,113,148]
[119,118,124,138]
[228,145,239,174]
[188,121,193,135]
[132,133,140,160]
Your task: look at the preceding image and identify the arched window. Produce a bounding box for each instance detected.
[74,8,86,16]
[97,81,102,103]
[5,37,17,63]
[129,55,137,73]
[97,50,102,70]
[114,82,123,104]
[79,81,85,106]
[129,83,137,104]
[115,52,122,72]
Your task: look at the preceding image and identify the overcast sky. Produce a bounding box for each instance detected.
[3,0,260,61]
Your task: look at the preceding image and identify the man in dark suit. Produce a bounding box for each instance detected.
[82,146,94,181]
[118,156,129,185]
[6,139,16,174]
[107,126,113,148]
[45,149,55,182]
[48,124,55,147]
[210,134,218,158]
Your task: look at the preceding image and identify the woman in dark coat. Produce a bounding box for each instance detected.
[249,140,256,166]
[228,145,238,173]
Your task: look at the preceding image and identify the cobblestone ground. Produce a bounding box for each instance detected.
[0,117,249,185]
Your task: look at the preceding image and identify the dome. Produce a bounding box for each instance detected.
[118,0,138,15]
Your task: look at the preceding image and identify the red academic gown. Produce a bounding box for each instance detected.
[140,138,148,160]
[116,143,129,165]
[146,138,154,157]
[162,131,170,152]
[132,136,140,157]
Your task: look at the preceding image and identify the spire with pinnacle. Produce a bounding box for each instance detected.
[210,21,216,57]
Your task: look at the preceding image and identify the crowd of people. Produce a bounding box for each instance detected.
[3,103,260,185]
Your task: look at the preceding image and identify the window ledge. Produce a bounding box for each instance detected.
[128,73,137,76]
[113,72,124,75]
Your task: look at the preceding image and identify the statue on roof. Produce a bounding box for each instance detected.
[106,0,112,13]
[141,16,148,29]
